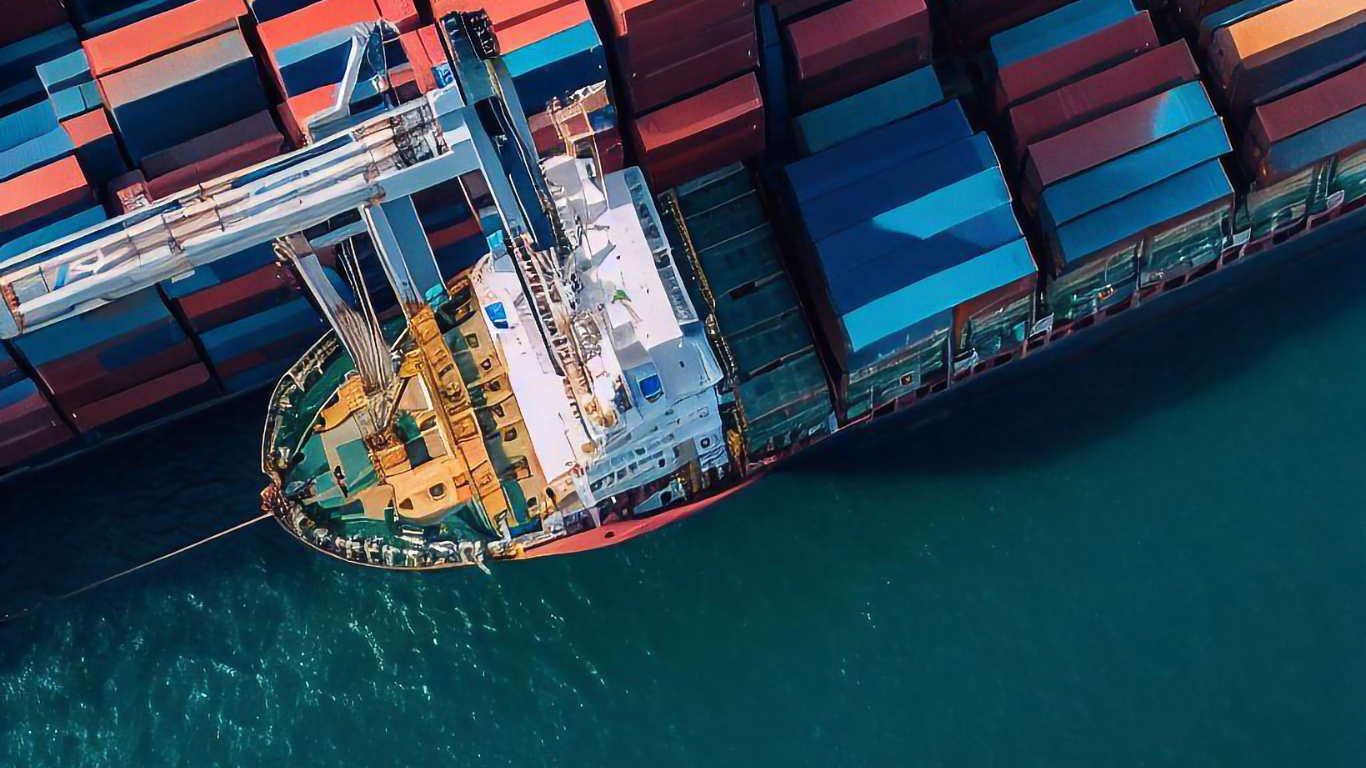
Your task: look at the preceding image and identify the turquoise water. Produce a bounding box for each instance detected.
[3,242,1366,766]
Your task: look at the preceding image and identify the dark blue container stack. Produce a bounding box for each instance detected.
[784,100,1038,421]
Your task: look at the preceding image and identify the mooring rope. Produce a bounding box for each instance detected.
[0,513,272,626]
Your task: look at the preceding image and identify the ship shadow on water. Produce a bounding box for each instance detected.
[781,236,1366,480]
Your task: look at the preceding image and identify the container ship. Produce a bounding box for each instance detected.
[1,0,1364,569]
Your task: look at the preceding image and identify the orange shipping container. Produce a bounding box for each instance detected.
[83,0,248,78]
[1210,0,1366,86]
[0,157,90,232]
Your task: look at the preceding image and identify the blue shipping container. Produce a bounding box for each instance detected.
[825,202,1024,314]
[1042,116,1232,227]
[503,21,607,116]
[800,132,998,241]
[991,0,1135,69]
[1056,159,1233,266]
[795,66,944,155]
[843,238,1037,354]
[786,100,972,203]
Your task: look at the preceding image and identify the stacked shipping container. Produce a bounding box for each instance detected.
[784,99,1038,419]
[981,0,1238,322]
[660,164,835,459]
[1168,0,1366,238]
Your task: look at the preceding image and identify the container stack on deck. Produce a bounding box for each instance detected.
[783,98,1037,420]
[660,164,834,459]
[979,0,1239,321]
[1160,0,1366,239]
[5,0,1366,478]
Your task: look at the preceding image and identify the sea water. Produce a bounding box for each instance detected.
[2,241,1365,766]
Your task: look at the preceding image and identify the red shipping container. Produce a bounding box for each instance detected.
[177,264,301,333]
[38,338,200,413]
[0,389,63,437]
[400,29,438,93]
[214,331,315,377]
[769,0,829,21]
[109,169,151,211]
[375,0,420,32]
[0,421,73,470]
[595,126,626,174]
[70,363,213,433]
[430,0,577,31]
[632,74,764,189]
[943,0,1073,52]
[608,0,753,70]
[426,217,483,252]
[143,112,288,198]
[499,0,592,52]
[994,12,1159,113]
[786,0,928,82]
[632,73,763,160]
[1010,42,1202,163]
[280,85,341,145]
[623,15,757,114]
[0,157,90,232]
[643,129,762,189]
[1245,60,1366,182]
[0,0,67,48]
[84,0,247,78]
[794,48,926,110]
[62,108,115,148]
[1025,84,1217,194]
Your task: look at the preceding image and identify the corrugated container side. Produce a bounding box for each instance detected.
[783,0,930,109]
[990,0,1135,69]
[99,29,269,162]
[786,100,973,202]
[1026,81,1216,193]
[620,13,756,115]
[1053,159,1233,267]
[0,156,91,238]
[994,12,1159,112]
[1040,116,1233,229]
[794,66,943,155]
[798,133,998,242]
[1245,60,1366,182]
[631,73,765,191]
[1209,0,1366,115]
[1009,41,1201,163]
[60,107,130,187]
[69,362,215,433]
[82,0,246,78]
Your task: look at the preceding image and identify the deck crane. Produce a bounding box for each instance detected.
[0,12,558,353]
